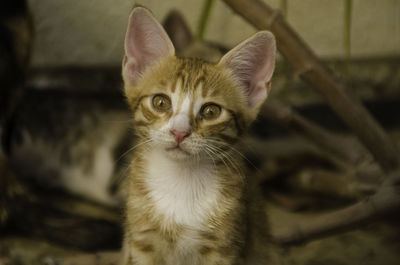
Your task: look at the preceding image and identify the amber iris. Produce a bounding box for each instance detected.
[152,94,171,112]
[201,103,221,120]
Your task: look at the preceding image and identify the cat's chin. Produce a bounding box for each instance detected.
[164,146,194,161]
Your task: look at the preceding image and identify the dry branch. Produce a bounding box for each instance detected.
[272,170,400,245]
[222,0,400,172]
[260,101,367,165]
[260,101,386,192]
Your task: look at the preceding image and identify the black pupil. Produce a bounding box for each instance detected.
[155,96,167,109]
[204,105,220,118]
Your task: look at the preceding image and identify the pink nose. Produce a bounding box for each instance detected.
[171,130,191,144]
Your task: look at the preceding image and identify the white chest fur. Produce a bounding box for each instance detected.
[144,150,220,228]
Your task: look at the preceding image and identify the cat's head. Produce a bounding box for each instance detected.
[122,7,275,161]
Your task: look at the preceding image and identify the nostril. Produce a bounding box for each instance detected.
[171,130,191,144]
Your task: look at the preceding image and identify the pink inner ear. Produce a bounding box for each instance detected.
[123,8,175,86]
[248,81,267,108]
[219,31,276,109]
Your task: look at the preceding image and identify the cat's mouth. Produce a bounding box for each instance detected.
[165,145,191,156]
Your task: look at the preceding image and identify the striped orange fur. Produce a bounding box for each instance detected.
[121,7,278,265]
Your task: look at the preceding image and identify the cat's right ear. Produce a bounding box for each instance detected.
[123,7,175,86]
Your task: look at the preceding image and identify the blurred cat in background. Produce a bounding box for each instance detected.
[6,9,228,206]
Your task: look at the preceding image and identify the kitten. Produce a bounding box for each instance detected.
[8,90,131,205]
[121,7,277,265]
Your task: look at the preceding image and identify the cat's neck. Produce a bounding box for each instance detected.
[143,148,217,190]
[140,147,220,227]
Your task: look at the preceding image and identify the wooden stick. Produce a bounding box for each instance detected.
[271,170,400,245]
[222,0,400,172]
[260,101,367,165]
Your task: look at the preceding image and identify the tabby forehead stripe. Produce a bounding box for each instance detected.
[173,83,186,115]
[188,96,198,125]
[170,74,182,93]
[210,86,223,97]
[181,72,189,93]
[193,76,207,98]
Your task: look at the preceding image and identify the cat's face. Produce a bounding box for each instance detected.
[127,57,249,161]
[122,8,275,162]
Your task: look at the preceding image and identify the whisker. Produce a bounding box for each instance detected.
[204,144,244,180]
[111,159,134,188]
[204,145,230,172]
[213,144,244,177]
[203,147,217,170]
[206,138,258,171]
[116,138,152,163]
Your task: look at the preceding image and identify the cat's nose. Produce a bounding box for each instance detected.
[170,130,191,144]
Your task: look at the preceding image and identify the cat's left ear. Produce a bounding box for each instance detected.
[123,7,175,86]
[219,31,276,109]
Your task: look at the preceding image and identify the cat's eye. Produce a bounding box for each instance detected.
[152,94,171,112]
[200,103,221,120]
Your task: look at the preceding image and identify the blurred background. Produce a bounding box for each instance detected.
[30,0,399,66]
[1,0,400,265]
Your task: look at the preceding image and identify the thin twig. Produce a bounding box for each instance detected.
[197,0,215,40]
[260,101,366,164]
[271,170,400,245]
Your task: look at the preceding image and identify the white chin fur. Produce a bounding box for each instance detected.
[163,146,193,161]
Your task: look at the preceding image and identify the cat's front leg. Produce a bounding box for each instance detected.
[199,246,241,265]
[120,237,159,265]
